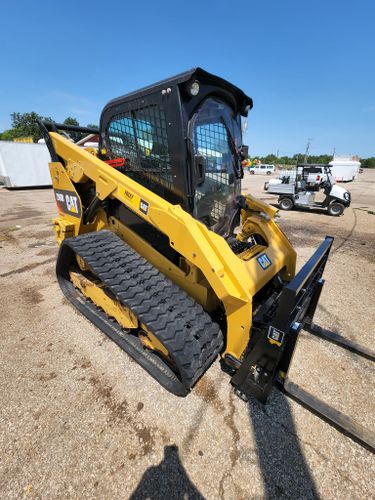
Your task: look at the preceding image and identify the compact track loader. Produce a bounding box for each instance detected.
[39,68,374,451]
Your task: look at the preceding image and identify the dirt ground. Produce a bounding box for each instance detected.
[0,170,374,499]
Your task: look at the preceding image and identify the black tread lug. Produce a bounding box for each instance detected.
[60,230,224,389]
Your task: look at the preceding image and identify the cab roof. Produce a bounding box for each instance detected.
[102,67,253,117]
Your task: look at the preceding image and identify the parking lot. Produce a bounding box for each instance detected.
[0,170,374,498]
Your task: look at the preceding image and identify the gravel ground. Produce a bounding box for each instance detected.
[0,170,374,499]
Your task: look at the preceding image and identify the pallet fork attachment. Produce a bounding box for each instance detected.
[231,236,375,453]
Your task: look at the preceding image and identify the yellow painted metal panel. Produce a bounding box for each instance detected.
[49,133,297,360]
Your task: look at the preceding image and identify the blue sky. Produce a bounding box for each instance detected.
[0,0,374,157]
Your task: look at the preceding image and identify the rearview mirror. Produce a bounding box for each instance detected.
[239,145,249,160]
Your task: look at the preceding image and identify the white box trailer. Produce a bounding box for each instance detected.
[0,141,51,188]
[329,156,361,182]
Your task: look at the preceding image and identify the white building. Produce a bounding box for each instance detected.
[0,141,51,188]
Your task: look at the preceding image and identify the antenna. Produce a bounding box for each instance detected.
[304,138,312,163]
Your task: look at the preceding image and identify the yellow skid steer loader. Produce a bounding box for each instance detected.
[39,68,374,451]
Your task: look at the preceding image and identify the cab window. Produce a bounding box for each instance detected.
[191,97,241,230]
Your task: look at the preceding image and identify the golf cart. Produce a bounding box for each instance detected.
[266,164,351,216]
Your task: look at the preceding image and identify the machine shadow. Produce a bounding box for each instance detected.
[129,444,205,500]
[247,389,319,499]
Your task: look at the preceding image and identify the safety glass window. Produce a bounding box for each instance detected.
[107,104,172,187]
[191,98,241,230]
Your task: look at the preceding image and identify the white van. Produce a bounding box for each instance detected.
[249,164,275,175]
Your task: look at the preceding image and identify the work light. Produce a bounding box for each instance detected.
[190,81,200,96]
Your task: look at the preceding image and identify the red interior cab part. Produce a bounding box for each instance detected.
[105,157,126,168]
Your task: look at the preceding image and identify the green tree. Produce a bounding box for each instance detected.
[280,156,289,165]
[86,123,99,129]
[61,117,98,142]
[62,117,81,141]
[9,111,53,142]
[361,157,375,168]
[263,154,278,164]
[63,117,79,127]
[0,129,17,141]
[307,154,332,164]
[292,153,303,163]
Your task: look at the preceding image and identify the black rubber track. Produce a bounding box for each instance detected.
[56,230,224,395]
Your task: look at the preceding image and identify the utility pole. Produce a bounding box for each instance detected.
[333,146,336,159]
[304,138,312,163]
[276,149,280,158]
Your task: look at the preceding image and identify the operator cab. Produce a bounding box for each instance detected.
[99,68,252,237]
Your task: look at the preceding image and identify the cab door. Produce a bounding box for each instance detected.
[189,97,241,234]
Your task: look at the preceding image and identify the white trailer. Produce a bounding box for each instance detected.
[0,141,51,188]
[329,156,361,182]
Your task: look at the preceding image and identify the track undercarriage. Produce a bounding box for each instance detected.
[57,230,223,396]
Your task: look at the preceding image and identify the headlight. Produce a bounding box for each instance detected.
[344,192,350,200]
[190,80,200,96]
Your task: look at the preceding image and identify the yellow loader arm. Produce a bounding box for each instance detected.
[48,132,296,360]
